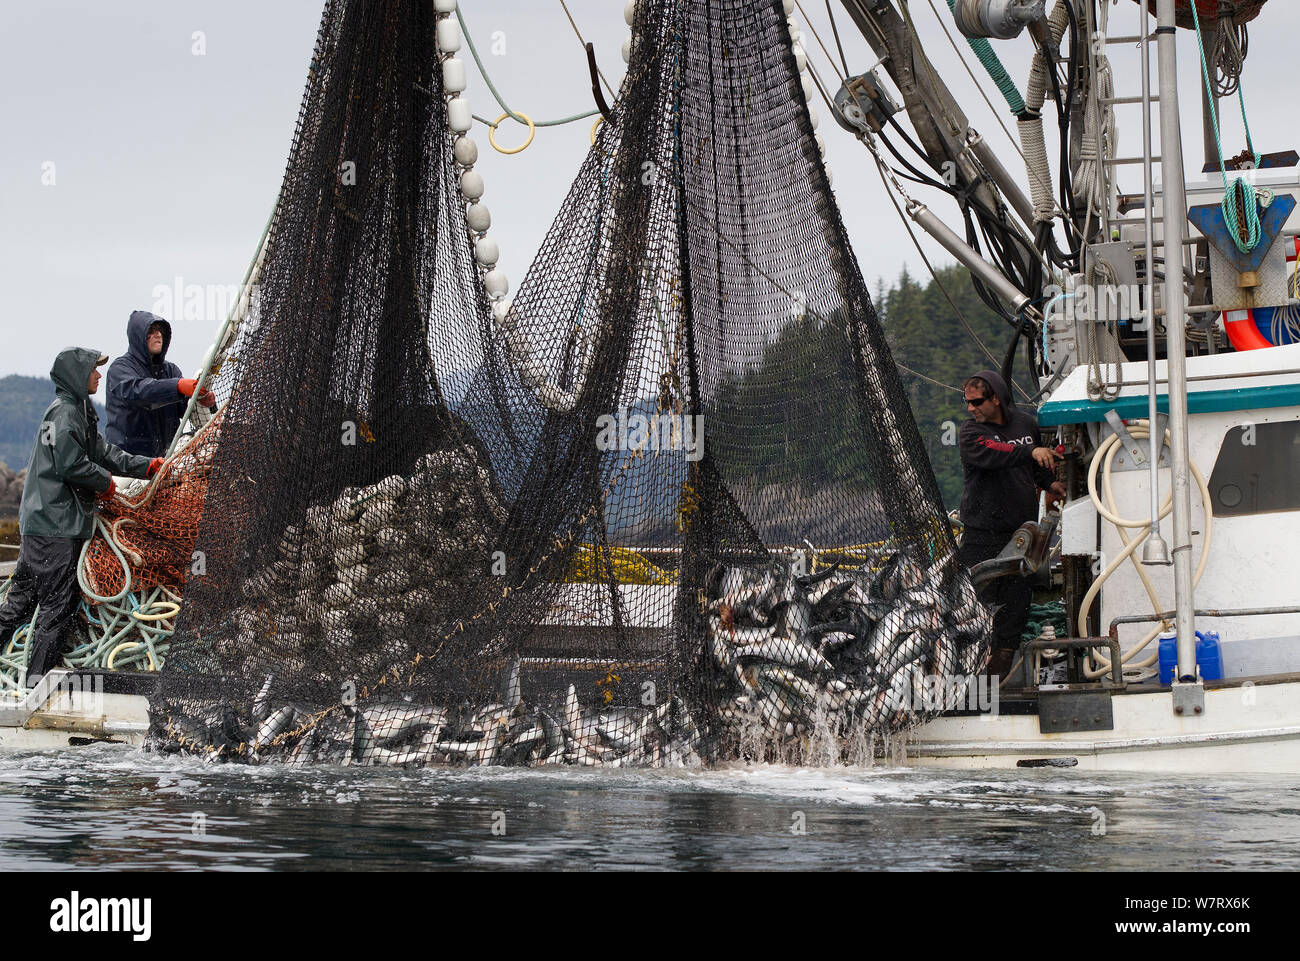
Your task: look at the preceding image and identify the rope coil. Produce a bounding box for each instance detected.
[1190,3,1264,254]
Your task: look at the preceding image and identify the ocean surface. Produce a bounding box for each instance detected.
[1,745,1297,870]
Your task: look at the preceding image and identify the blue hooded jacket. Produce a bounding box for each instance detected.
[105,311,185,457]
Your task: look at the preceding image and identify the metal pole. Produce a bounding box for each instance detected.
[967,130,1037,234]
[1155,0,1197,680]
[1139,0,1170,567]
[909,202,1032,313]
[1200,18,1220,172]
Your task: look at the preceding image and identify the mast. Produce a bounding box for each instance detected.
[1154,0,1198,683]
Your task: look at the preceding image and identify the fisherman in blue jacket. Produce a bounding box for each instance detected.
[105,310,214,458]
[0,348,160,686]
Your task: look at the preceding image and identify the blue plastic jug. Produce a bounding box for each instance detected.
[1158,630,1178,686]
[1195,630,1223,681]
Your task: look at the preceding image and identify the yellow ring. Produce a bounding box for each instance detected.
[132,601,181,622]
[488,111,535,155]
[590,115,604,145]
[108,641,157,671]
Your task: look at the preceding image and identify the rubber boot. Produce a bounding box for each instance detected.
[986,646,1016,684]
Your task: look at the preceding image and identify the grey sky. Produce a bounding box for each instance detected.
[2,0,1296,401]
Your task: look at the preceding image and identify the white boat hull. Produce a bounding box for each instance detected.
[4,674,1298,775]
[905,676,1300,773]
[0,672,149,752]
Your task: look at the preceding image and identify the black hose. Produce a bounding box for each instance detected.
[1000,317,1024,389]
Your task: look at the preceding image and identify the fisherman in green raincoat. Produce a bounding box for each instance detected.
[0,348,161,687]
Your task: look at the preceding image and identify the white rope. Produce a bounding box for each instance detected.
[1020,0,1070,225]
[1074,20,1116,219]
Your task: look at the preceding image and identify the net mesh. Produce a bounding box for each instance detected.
[148,0,991,766]
[84,418,220,600]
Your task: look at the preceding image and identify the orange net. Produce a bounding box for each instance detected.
[82,413,224,599]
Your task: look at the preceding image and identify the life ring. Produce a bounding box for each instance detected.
[1222,307,1272,351]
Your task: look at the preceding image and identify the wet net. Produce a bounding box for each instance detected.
[149,0,991,766]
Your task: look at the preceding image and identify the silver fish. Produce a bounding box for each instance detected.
[757,666,820,703]
[364,704,446,744]
[502,655,522,709]
[251,674,275,728]
[771,597,814,639]
[733,637,832,675]
[563,685,582,733]
[707,614,776,646]
[595,708,649,752]
[865,606,911,665]
[876,629,930,684]
[538,709,566,758]
[932,632,957,679]
[755,683,795,729]
[252,705,296,758]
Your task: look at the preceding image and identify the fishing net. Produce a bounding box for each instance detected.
[148,0,991,766]
[0,415,220,686]
[83,420,220,600]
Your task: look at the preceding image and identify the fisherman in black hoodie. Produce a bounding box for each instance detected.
[105,310,215,458]
[958,370,1064,676]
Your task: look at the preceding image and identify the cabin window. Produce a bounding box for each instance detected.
[1208,421,1300,517]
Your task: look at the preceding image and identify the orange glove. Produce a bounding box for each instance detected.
[198,387,216,408]
[98,477,116,501]
[147,457,165,478]
[177,378,198,398]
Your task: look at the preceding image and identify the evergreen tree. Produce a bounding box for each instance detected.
[704,264,1017,510]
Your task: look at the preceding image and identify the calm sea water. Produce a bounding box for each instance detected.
[1,746,1297,871]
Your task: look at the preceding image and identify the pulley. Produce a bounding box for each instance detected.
[951,0,1044,40]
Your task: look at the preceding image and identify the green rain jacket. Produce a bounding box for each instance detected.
[19,348,152,538]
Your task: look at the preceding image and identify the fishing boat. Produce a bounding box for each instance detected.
[868,0,1300,772]
[4,0,1298,774]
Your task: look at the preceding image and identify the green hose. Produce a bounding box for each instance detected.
[1,542,174,690]
[944,0,1028,117]
[76,515,132,604]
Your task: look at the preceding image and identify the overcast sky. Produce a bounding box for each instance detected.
[2,0,1296,400]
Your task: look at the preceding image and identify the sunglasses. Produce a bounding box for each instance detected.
[964,394,994,408]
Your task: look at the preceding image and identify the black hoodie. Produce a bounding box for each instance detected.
[104,311,185,457]
[958,369,1056,534]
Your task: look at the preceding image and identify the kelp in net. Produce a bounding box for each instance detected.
[149,0,991,766]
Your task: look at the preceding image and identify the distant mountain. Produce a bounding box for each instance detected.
[0,375,106,472]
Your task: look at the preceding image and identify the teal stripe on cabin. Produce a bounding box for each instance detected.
[1038,382,1300,426]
